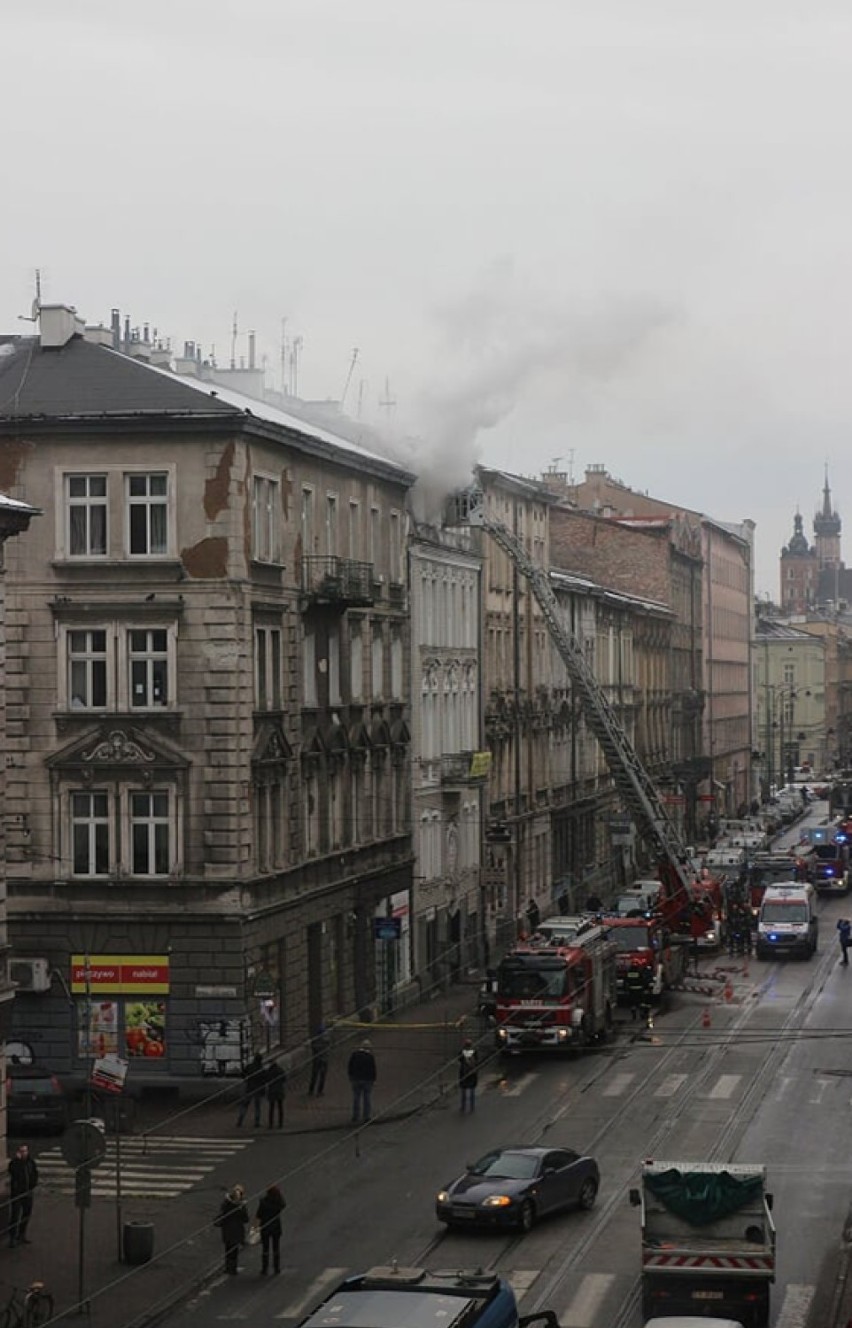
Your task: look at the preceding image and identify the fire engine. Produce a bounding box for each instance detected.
[606,915,686,1003]
[494,923,617,1051]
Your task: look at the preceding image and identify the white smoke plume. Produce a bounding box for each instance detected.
[378,259,676,521]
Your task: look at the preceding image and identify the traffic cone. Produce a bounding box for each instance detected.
[702,1006,712,1029]
[724,978,734,1002]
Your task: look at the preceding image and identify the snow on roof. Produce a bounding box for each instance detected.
[550,568,671,617]
[140,356,413,479]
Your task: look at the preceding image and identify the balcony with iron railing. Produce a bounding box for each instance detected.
[301,556,375,607]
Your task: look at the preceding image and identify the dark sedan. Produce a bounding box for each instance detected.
[6,1064,68,1134]
[436,1145,599,1231]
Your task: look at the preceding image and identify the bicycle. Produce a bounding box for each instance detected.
[0,1281,54,1328]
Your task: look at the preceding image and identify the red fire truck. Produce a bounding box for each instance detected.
[606,915,687,1004]
[494,925,617,1052]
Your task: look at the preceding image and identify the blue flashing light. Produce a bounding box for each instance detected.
[769,933,779,942]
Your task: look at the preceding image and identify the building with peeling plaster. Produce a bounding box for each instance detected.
[0,304,414,1091]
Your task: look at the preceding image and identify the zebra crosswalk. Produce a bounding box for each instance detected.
[36,1134,254,1199]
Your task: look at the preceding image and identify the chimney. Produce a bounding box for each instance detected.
[111,308,121,349]
[248,331,256,371]
[40,304,85,349]
[84,324,114,348]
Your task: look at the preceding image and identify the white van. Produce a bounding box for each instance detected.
[756,883,818,959]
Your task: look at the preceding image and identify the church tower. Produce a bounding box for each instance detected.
[780,509,817,613]
[813,469,841,569]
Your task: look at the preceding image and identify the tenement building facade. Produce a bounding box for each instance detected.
[0,305,414,1090]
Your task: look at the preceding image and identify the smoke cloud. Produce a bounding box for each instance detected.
[382,259,675,520]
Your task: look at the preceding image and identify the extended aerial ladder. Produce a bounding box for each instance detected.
[445,487,694,902]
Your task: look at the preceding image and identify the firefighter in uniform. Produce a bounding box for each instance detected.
[624,965,647,1023]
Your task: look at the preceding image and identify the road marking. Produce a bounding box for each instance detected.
[809,1077,832,1104]
[36,1136,254,1199]
[654,1073,687,1098]
[506,1270,539,1299]
[707,1074,741,1100]
[602,1072,635,1097]
[558,1273,615,1327]
[275,1269,348,1320]
[774,1282,815,1328]
[501,1073,539,1097]
[774,1076,793,1101]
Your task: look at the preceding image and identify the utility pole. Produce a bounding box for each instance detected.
[230,311,238,370]
[340,347,359,412]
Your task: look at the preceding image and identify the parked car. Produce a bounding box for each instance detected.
[436,1145,599,1231]
[6,1063,68,1134]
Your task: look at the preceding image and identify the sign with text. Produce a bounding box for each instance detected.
[91,1053,128,1095]
[71,955,170,994]
[373,917,402,941]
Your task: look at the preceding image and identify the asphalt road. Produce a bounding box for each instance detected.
[32,798,851,1328]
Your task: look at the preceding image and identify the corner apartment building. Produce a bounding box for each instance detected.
[0,305,414,1090]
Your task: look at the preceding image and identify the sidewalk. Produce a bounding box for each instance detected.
[1,979,484,1328]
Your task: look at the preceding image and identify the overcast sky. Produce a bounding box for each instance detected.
[5,0,852,596]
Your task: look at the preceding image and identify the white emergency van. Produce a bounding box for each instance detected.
[756,883,818,959]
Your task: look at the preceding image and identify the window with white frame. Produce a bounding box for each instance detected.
[72,790,110,876]
[69,629,108,708]
[67,475,107,557]
[303,627,317,706]
[61,623,177,713]
[255,625,283,709]
[389,510,401,581]
[127,473,168,556]
[129,629,169,707]
[370,506,381,570]
[131,790,171,875]
[252,475,280,563]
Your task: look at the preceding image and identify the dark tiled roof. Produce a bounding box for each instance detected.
[0,337,237,419]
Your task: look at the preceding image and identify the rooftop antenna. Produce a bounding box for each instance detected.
[379,376,396,425]
[18,268,42,324]
[356,378,366,420]
[548,456,562,474]
[290,335,303,397]
[567,447,575,485]
[280,317,288,394]
[340,347,359,412]
[230,311,238,370]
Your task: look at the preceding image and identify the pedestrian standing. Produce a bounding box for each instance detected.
[623,966,645,1022]
[526,899,541,934]
[8,1144,38,1247]
[347,1039,377,1124]
[266,1059,286,1129]
[236,1053,267,1128]
[458,1038,479,1113]
[308,1024,330,1096]
[255,1184,285,1275]
[838,918,851,966]
[585,893,603,913]
[215,1184,249,1274]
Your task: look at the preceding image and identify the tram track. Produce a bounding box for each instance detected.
[412,934,836,1327]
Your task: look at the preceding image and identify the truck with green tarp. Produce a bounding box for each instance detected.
[629,1160,776,1327]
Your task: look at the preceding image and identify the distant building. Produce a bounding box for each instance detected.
[780,472,852,613]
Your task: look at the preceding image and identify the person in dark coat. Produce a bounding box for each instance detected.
[347,1039,377,1124]
[8,1143,38,1247]
[255,1183,285,1275]
[266,1060,286,1128]
[526,899,541,934]
[215,1184,249,1274]
[308,1024,330,1097]
[458,1038,479,1113]
[236,1053,267,1128]
[838,918,851,965]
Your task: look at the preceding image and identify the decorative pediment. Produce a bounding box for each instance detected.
[252,722,293,767]
[46,725,189,773]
